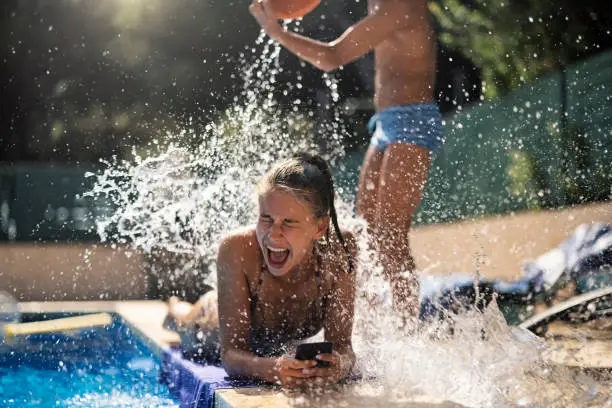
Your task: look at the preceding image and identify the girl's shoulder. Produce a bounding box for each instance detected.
[217,226,262,289]
[217,226,260,263]
[220,226,257,249]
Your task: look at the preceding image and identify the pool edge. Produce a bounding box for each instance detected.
[18,300,180,361]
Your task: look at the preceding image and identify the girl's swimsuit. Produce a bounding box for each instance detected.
[248,247,328,357]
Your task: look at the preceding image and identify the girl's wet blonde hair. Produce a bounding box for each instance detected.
[257,153,354,273]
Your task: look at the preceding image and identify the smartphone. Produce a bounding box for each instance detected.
[295,341,333,367]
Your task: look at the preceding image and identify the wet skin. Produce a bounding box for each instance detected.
[217,189,356,387]
[249,0,437,317]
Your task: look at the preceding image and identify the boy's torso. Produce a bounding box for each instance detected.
[370,0,437,111]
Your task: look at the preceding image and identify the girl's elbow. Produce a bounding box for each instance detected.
[220,349,239,377]
[223,364,241,378]
[221,359,242,379]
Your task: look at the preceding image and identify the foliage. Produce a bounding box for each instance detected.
[429,0,612,98]
[507,123,612,209]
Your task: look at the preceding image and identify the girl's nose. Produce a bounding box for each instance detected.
[269,222,283,238]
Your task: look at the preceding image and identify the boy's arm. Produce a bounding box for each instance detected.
[250,0,410,72]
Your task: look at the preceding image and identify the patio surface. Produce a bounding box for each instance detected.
[17,299,611,407]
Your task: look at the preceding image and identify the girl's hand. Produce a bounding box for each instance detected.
[275,356,318,388]
[299,351,352,383]
[249,0,283,36]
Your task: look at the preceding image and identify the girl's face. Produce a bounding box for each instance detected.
[256,189,329,277]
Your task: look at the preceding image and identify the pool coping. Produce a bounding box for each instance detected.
[18,300,180,361]
[17,301,449,407]
[17,300,611,407]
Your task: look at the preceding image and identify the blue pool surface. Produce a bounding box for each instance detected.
[0,313,179,408]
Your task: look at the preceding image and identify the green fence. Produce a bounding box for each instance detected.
[339,51,612,226]
[0,164,108,242]
[2,52,611,241]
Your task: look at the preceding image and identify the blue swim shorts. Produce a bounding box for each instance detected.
[368,103,444,153]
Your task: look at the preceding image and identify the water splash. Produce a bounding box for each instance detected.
[85,27,610,408]
[85,26,347,287]
[349,221,609,407]
[63,390,178,408]
[351,292,609,407]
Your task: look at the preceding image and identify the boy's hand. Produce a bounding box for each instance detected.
[249,0,282,36]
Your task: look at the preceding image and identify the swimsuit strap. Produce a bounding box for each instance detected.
[250,256,266,314]
[251,244,325,316]
[314,244,323,303]
[313,244,328,323]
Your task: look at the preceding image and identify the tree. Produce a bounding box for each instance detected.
[430,0,612,98]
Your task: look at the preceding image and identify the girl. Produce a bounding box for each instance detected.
[168,153,357,388]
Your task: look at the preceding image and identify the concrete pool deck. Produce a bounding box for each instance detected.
[18,299,611,407]
[11,202,612,406]
[4,202,611,303]
[214,386,466,407]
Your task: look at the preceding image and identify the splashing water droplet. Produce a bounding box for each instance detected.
[83,22,609,408]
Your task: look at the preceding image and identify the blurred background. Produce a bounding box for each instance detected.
[1,0,611,301]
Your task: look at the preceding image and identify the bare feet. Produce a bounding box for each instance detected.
[166,292,219,331]
[194,291,219,330]
[167,296,198,328]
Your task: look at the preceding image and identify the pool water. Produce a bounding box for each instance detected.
[0,313,178,408]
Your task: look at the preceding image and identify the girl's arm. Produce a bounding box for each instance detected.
[217,232,316,385]
[304,232,358,381]
[217,232,278,382]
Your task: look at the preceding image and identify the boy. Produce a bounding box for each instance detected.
[250,0,443,320]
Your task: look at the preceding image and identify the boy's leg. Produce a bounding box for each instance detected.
[356,146,388,309]
[356,146,384,229]
[376,142,432,318]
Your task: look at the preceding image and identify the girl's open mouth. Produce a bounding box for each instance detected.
[267,246,290,268]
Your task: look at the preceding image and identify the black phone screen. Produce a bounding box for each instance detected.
[295,341,333,367]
